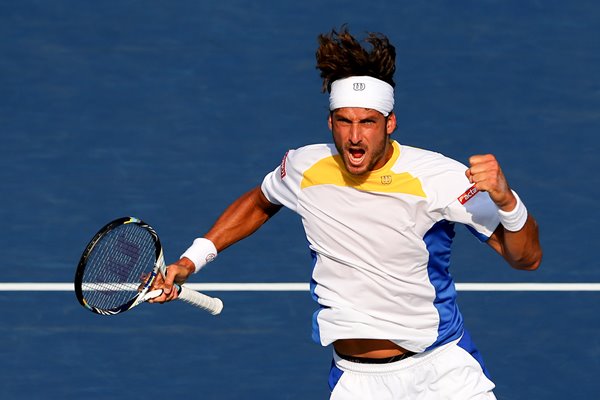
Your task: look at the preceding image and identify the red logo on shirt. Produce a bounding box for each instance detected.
[458,185,478,204]
[280,151,289,180]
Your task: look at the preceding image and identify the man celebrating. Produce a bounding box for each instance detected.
[154,26,542,399]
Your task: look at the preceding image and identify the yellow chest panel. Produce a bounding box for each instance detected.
[300,143,426,197]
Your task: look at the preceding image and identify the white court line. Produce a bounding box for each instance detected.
[0,282,600,292]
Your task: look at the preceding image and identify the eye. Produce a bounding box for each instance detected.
[335,117,352,125]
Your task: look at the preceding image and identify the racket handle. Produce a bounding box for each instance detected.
[176,285,224,315]
[143,286,224,315]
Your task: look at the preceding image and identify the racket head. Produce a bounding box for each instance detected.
[74,217,163,315]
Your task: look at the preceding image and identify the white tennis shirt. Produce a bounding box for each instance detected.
[261,140,500,353]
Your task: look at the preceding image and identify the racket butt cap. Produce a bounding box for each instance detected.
[211,298,224,315]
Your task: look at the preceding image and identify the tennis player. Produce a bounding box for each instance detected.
[153,26,542,399]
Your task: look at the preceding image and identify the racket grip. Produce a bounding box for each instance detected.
[176,285,224,315]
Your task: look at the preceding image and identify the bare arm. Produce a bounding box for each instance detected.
[150,186,282,301]
[486,214,542,270]
[467,154,542,270]
[204,185,282,252]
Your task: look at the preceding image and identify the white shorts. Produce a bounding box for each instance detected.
[329,334,496,400]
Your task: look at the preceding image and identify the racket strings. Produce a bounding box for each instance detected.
[81,224,157,310]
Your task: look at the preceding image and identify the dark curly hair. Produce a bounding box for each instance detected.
[316,25,396,93]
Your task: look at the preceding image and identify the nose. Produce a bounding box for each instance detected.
[349,123,361,144]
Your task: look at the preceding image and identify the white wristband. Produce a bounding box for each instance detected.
[180,238,218,273]
[497,190,528,232]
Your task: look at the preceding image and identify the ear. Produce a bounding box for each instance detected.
[327,113,333,131]
[386,112,397,135]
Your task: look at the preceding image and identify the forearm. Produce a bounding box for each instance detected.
[204,186,282,252]
[489,215,542,271]
[154,187,281,300]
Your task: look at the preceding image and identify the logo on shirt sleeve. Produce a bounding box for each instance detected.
[458,185,479,204]
[280,150,289,180]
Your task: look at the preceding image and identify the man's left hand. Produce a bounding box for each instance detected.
[466,154,516,212]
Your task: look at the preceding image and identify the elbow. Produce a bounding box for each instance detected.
[512,250,543,271]
[519,258,541,271]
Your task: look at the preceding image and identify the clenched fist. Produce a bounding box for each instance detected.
[466,154,516,212]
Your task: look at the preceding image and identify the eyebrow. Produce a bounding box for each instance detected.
[333,115,377,123]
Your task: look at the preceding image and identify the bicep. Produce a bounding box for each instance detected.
[254,186,283,218]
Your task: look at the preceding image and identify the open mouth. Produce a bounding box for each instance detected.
[348,148,366,165]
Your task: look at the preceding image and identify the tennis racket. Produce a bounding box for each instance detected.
[74,216,223,316]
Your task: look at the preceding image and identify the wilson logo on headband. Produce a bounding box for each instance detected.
[329,76,394,117]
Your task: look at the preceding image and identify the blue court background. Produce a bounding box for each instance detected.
[1,1,599,398]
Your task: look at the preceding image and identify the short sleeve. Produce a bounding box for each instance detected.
[443,187,501,242]
[260,149,301,212]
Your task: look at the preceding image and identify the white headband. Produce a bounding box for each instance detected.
[329,76,394,117]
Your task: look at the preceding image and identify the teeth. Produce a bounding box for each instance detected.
[349,151,365,164]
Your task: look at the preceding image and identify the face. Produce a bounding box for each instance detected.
[328,107,396,176]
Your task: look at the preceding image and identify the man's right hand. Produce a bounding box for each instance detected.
[148,257,196,303]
